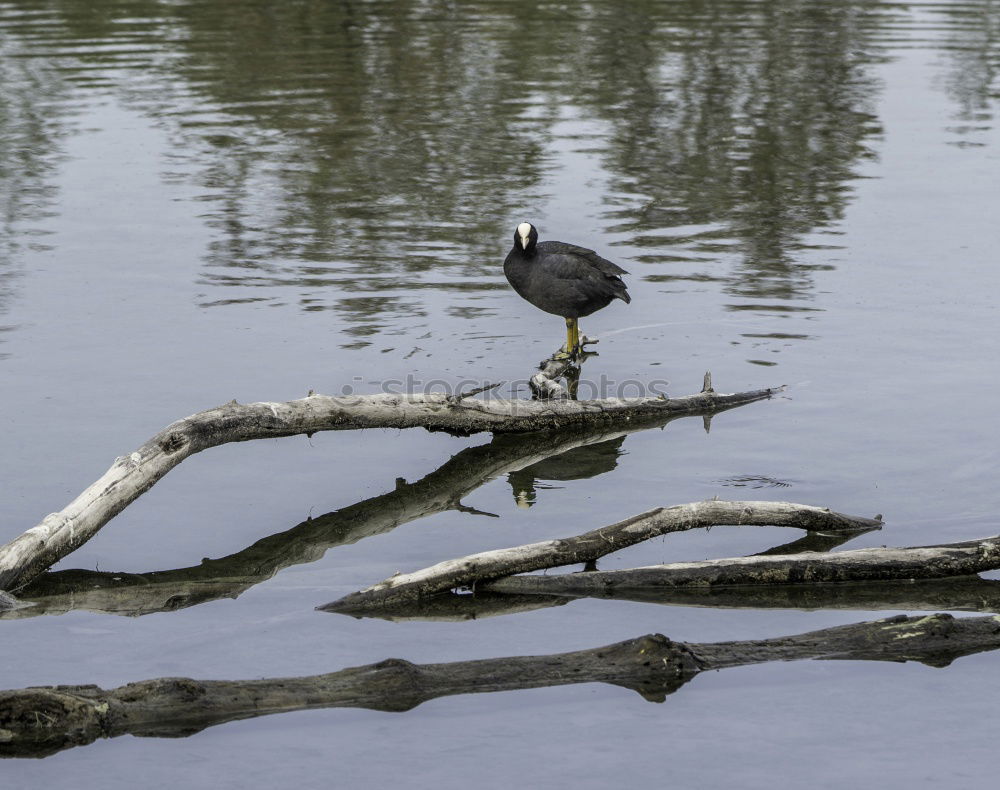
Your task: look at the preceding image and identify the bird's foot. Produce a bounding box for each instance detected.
[554,344,596,362]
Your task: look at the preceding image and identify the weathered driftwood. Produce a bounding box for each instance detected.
[530,357,574,399]
[2,613,995,758]
[323,530,894,622]
[528,338,598,399]
[525,576,1000,615]
[0,376,780,593]
[3,419,679,619]
[332,577,1000,622]
[319,500,882,613]
[477,536,1000,596]
[327,529,886,622]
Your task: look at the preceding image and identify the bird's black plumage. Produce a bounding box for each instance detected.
[503,223,630,318]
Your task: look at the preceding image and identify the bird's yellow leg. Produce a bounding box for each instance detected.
[559,318,576,358]
[556,318,582,359]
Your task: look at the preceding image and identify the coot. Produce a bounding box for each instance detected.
[504,222,630,356]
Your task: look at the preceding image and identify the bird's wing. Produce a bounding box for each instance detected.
[532,248,631,306]
[536,241,629,276]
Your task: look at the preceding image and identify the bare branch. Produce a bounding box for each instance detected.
[319,500,880,613]
[0,378,780,592]
[480,536,1000,595]
[450,381,503,402]
[2,613,996,758]
[3,419,674,618]
[489,576,1000,616]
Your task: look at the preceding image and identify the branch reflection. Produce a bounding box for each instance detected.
[6,406,732,618]
[3,612,996,759]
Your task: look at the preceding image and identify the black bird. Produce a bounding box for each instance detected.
[504,222,630,357]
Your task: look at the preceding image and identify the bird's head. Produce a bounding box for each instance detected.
[514,222,538,254]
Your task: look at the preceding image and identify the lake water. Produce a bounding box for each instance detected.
[2,0,1000,786]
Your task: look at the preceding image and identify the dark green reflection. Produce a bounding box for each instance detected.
[583,0,887,302]
[935,0,1000,148]
[0,16,73,357]
[0,0,910,342]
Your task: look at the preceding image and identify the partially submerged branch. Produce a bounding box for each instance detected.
[4,419,674,618]
[3,613,996,758]
[513,575,1000,615]
[319,500,881,613]
[0,376,781,593]
[478,536,1000,596]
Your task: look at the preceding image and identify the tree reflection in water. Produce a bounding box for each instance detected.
[0,0,908,344]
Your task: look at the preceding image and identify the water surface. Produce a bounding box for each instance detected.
[2,0,1000,787]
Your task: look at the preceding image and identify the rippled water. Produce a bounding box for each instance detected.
[2,0,1000,786]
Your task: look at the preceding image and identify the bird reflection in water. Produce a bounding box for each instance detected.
[508,436,627,508]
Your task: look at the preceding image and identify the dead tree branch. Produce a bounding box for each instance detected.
[501,576,1000,615]
[477,536,1000,596]
[2,613,996,758]
[4,417,682,619]
[0,377,781,593]
[319,500,881,613]
[528,340,599,399]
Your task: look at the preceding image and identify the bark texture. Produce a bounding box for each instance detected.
[3,421,669,618]
[528,340,599,399]
[2,613,996,758]
[529,576,1000,615]
[0,379,780,593]
[320,500,882,613]
[478,537,1000,596]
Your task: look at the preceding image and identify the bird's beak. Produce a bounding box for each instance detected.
[519,230,530,249]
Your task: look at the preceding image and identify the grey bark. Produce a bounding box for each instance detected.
[478,537,1000,596]
[2,613,995,758]
[529,350,577,399]
[319,501,882,613]
[525,576,1000,615]
[0,377,780,593]
[3,419,676,619]
[527,339,600,399]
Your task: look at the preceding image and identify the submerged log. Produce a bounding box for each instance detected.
[324,529,885,622]
[514,575,1000,615]
[2,613,996,758]
[319,500,882,613]
[0,376,781,593]
[478,536,1000,596]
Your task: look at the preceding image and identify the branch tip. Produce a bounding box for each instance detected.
[451,381,504,403]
